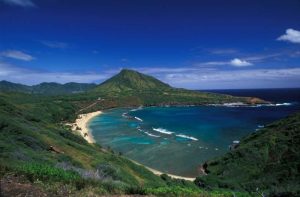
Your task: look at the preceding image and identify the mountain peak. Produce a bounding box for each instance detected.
[93,69,171,92]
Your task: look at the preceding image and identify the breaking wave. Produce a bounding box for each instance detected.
[135,117,143,122]
[130,106,143,112]
[152,128,174,135]
[144,131,160,138]
[176,134,198,141]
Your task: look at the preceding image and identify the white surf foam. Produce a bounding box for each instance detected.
[275,102,292,106]
[134,116,143,122]
[210,102,293,108]
[152,128,174,135]
[176,134,198,141]
[144,131,160,138]
[130,106,143,112]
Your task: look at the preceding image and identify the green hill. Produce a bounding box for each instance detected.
[90,69,267,107]
[195,112,300,196]
[0,80,96,95]
[93,69,171,92]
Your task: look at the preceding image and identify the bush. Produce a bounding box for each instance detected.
[17,163,81,183]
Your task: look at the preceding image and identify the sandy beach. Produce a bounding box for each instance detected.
[70,111,102,143]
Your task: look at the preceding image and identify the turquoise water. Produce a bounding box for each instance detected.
[89,89,300,177]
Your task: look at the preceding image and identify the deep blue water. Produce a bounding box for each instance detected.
[89,88,300,177]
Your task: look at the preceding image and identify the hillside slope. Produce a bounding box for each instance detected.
[0,92,164,194]
[195,112,300,196]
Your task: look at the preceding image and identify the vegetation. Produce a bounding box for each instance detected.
[195,112,300,196]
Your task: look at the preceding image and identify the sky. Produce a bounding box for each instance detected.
[0,0,300,89]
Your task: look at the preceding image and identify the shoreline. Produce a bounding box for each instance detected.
[70,111,102,143]
[72,110,196,181]
[129,159,196,181]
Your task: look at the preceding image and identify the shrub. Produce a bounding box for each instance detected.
[17,163,81,183]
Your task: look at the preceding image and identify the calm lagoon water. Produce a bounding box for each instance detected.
[89,89,300,177]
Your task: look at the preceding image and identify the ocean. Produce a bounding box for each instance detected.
[89,88,300,177]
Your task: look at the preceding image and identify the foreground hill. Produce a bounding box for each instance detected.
[0,80,96,95]
[90,69,267,107]
[195,112,300,196]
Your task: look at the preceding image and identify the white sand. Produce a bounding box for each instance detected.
[70,111,102,143]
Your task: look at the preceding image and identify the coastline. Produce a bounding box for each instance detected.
[70,111,102,143]
[72,111,195,181]
[73,110,196,181]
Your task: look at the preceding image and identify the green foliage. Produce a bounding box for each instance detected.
[17,163,81,183]
[196,113,300,196]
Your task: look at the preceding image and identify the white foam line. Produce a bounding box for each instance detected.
[209,102,293,107]
[176,134,198,141]
[144,131,160,138]
[130,106,143,112]
[135,116,143,122]
[152,128,174,135]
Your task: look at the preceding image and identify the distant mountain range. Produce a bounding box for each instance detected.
[0,80,96,95]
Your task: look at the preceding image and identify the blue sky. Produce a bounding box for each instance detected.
[0,0,300,89]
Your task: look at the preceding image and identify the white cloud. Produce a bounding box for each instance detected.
[121,65,300,89]
[195,58,253,67]
[277,28,300,44]
[40,41,68,49]
[1,0,35,7]
[0,50,34,61]
[162,68,300,89]
[230,58,252,67]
